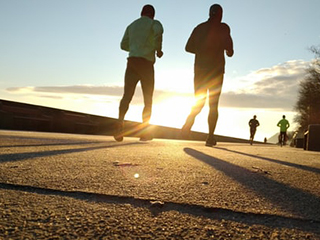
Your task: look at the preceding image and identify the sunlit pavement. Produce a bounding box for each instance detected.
[1,130,320,239]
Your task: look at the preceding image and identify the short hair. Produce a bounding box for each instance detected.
[209,4,223,18]
[141,4,155,18]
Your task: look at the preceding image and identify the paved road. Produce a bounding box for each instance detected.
[0,130,320,239]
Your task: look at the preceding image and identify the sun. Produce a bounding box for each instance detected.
[151,96,194,129]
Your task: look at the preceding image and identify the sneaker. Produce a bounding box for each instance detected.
[113,121,124,142]
[139,133,153,141]
[139,136,153,141]
[205,135,217,147]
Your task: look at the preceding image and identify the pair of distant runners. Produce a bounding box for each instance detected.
[248,115,290,145]
[113,4,234,147]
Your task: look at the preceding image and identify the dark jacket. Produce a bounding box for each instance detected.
[186,19,233,72]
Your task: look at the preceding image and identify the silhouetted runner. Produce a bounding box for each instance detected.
[248,115,260,145]
[114,5,164,142]
[181,4,234,147]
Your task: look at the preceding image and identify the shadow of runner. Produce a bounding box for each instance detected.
[215,147,320,174]
[0,141,107,149]
[0,142,145,163]
[1,182,320,234]
[0,133,123,148]
[184,148,320,221]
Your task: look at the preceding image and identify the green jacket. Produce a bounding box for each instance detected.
[121,16,163,63]
[277,119,290,132]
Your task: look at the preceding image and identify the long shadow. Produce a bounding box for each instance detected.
[0,142,144,163]
[0,134,81,142]
[0,134,108,148]
[215,147,320,175]
[184,148,320,222]
[0,141,108,149]
[1,182,319,233]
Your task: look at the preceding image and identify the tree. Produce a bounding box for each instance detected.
[294,46,320,132]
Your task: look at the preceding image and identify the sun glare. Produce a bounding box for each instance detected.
[151,96,194,129]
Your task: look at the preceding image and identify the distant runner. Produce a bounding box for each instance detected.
[248,115,260,145]
[277,115,290,146]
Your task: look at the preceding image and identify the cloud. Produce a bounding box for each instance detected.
[7,85,123,96]
[220,92,294,109]
[220,60,309,110]
[5,60,310,111]
[6,84,192,105]
[38,95,63,100]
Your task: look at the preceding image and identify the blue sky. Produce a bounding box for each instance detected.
[1,0,320,141]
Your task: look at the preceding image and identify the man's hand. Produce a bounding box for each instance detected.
[226,49,234,57]
[156,50,163,58]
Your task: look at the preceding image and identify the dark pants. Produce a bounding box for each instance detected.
[250,128,256,139]
[119,57,154,123]
[184,67,224,136]
[279,131,287,143]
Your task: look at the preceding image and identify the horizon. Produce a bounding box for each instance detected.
[0,98,289,143]
[1,1,319,141]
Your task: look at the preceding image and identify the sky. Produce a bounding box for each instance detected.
[1,0,320,142]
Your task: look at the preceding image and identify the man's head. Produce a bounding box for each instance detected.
[283,115,286,119]
[253,115,257,119]
[209,4,223,22]
[141,4,155,19]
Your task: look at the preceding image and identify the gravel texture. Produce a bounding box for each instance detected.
[0,130,320,239]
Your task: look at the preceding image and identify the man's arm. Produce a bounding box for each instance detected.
[185,28,196,54]
[226,38,234,57]
[153,20,164,58]
[120,27,130,52]
[223,23,234,57]
[277,121,281,127]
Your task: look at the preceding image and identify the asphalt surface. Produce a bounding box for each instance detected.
[0,130,320,239]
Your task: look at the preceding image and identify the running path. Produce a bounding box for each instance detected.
[0,130,319,239]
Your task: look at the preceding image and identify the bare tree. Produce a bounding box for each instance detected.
[294,46,320,132]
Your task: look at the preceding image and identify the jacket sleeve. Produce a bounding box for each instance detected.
[185,28,196,54]
[120,27,130,52]
[153,20,164,52]
[223,23,234,57]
